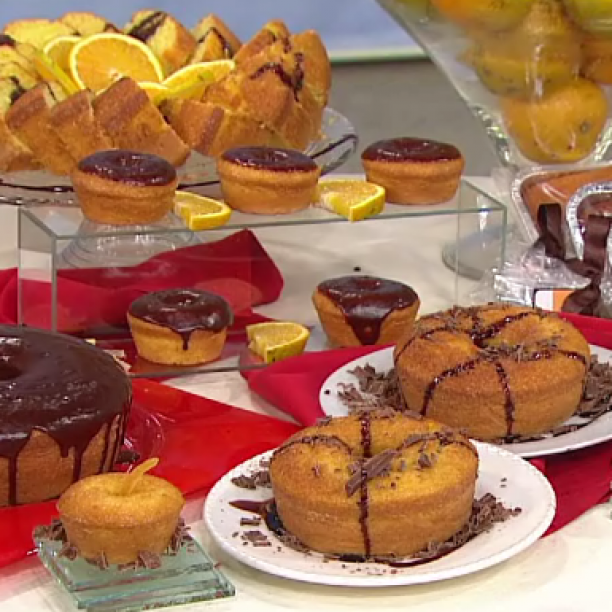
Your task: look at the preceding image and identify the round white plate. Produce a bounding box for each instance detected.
[319,344,612,459]
[204,444,555,587]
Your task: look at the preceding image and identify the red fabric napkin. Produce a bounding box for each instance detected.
[244,314,612,535]
[0,379,300,569]
[3,229,283,333]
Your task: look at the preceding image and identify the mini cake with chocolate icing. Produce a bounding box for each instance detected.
[127,289,233,366]
[269,411,478,558]
[313,275,420,347]
[394,304,590,440]
[0,325,132,507]
[58,458,185,565]
[71,149,179,225]
[217,146,320,214]
[361,137,464,205]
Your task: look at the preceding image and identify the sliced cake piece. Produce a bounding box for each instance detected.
[94,77,190,166]
[125,10,196,75]
[233,20,290,64]
[190,14,241,62]
[0,77,39,172]
[6,81,75,174]
[49,90,113,164]
[163,98,283,157]
[60,12,119,36]
[290,30,331,107]
[0,35,38,73]
[0,62,39,89]
[3,19,76,49]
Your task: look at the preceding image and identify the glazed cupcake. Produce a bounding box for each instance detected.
[217,146,320,214]
[71,149,178,225]
[361,137,464,205]
[313,275,420,347]
[127,289,233,365]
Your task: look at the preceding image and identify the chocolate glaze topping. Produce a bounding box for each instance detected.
[362,137,462,163]
[222,146,317,173]
[78,150,177,187]
[129,289,233,350]
[0,34,16,47]
[128,11,166,42]
[318,275,418,345]
[0,326,132,506]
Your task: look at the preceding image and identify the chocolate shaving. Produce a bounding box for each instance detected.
[116,448,141,465]
[240,517,262,527]
[138,550,162,570]
[231,468,271,490]
[341,356,612,445]
[345,449,399,497]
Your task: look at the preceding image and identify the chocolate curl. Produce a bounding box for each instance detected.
[534,203,612,317]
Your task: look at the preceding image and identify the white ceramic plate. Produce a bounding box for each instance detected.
[203,445,555,587]
[319,345,612,459]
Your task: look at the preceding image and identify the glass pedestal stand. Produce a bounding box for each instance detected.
[60,214,198,269]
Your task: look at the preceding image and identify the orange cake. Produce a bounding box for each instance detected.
[269,411,478,558]
[313,275,420,347]
[394,304,590,440]
[0,325,131,507]
[58,459,184,564]
[93,77,190,167]
[71,149,178,225]
[125,10,196,75]
[362,137,464,205]
[190,14,241,62]
[217,146,320,214]
[5,81,74,175]
[127,289,233,366]
[233,20,290,64]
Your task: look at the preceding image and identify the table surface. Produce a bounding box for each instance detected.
[2,178,612,612]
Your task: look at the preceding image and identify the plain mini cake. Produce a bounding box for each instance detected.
[361,137,465,205]
[269,411,478,558]
[313,275,420,347]
[71,149,178,225]
[394,304,590,440]
[128,289,233,365]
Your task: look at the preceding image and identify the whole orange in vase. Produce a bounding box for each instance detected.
[431,0,534,31]
[468,0,582,98]
[582,32,612,84]
[501,78,609,164]
[563,0,612,33]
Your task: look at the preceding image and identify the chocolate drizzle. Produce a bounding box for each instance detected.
[0,327,131,506]
[8,77,27,105]
[200,26,234,57]
[222,146,317,173]
[397,306,589,437]
[129,289,233,350]
[249,62,303,100]
[78,150,177,187]
[318,276,418,345]
[128,11,166,42]
[362,138,462,163]
[357,414,372,556]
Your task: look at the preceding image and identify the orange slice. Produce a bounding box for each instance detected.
[32,50,80,95]
[68,33,164,93]
[246,322,310,364]
[174,191,232,230]
[139,81,170,104]
[315,179,386,221]
[162,60,234,100]
[43,35,80,74]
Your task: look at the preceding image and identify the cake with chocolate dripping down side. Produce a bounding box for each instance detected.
[0,325,132,507]
[313,275,420,347]
[394,304,590,440]
[268,411,478,558]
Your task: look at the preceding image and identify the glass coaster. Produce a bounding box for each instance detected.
[34,526,235,611]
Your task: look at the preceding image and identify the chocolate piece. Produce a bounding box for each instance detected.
[318,275,418,345]
[128,11,166,42]
[222,146,317,173]
[362,137,461,163]
[0,327,131,506]
[345,449,399,497]
[78,150,177,187]
[129,289,233,351]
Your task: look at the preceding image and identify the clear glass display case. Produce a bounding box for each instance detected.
[18,178,507,378]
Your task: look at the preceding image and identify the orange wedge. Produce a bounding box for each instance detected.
[33,51,80,95]
[43,35,80,74]
[174,191,232,230]
[68,33,164,92]
[315,179,386,221]
[162,60,234,100]
[246,322,310,364]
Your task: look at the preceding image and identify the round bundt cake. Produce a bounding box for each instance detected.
[269,411,478,558]
[394,304,590,440]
